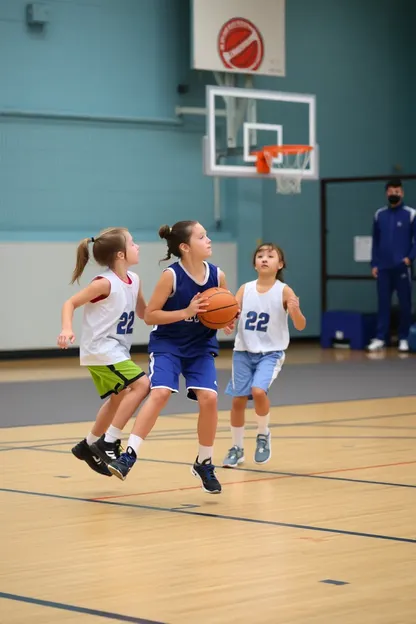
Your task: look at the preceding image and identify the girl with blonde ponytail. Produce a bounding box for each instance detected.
[57,227,150,477]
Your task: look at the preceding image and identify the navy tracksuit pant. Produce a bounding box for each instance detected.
[376,264,412,341]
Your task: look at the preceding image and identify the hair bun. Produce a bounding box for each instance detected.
[158,224,171,240]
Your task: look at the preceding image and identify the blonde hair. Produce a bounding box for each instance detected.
[71,227,128,284]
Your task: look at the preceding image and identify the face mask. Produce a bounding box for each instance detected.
[388,194,401,205]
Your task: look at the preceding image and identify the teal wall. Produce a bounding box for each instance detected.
[1,0,414,335]
[261,0,413,334]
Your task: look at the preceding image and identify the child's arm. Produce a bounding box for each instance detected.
[222,283,245,335]
[144,270,208,326]
[135,281,147,320]
[219,270,228,289]
[283,286,306,331]
[57,278,111,348]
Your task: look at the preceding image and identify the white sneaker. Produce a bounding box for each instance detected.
[367,339,385,351]
[398,340,409,352]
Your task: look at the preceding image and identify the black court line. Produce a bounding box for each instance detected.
[1,409,416,445]
[0,591,166,623]
[5,445,416,490]
[2,427,416,452]
[6,433,416,452]
[122,432,416,441]
[1,486,415,544]
[272,410,416,428]
[140,456,416,490]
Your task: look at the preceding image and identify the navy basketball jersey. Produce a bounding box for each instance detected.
[148,260,221,357]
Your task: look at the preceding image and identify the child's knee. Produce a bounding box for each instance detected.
[233,396,248,407]
[137,375,151,395]
[251,387,267,401]
[150,387,171,407]
[197,390,218,408]
[128,376,150,399]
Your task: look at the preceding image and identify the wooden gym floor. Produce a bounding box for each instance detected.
[1,344,416,623]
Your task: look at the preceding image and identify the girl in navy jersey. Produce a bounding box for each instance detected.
[107,220,234,493]
[57,227,150,477]
[222,243,306,468]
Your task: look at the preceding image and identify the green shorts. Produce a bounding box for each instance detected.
[88,360,145,399]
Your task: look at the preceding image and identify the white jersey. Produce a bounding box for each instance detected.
[234,280,289,353]
[80,269,139,366]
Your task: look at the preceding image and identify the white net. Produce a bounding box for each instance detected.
[264,147,312,195]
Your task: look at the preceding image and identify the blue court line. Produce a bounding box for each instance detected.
[5,445,416,490]
[270,410,416,428]
[1,409,415,445]
[140,456,416,490]
[0,591,165,623]
[2,431,415,453]
[1,486,415,545]
[130,432,416,441]
[0,436,79,445]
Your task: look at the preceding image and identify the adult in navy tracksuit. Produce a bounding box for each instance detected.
[369,178,416,352]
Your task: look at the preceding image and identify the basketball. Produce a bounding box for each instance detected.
[198,287,239,330]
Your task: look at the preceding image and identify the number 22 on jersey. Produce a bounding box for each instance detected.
[244,311,270,332]
[117,311,134,335]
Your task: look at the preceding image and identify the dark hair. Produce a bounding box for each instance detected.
[252,242,286,281]
[71,227,128,284]
[385,178,403,190]
[159,220,198,262]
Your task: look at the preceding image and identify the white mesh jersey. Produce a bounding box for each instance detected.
[80,269,139,366]
[234,280,289,352]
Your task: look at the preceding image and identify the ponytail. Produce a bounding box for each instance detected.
[71,238,93,284]
[158,220,197,263]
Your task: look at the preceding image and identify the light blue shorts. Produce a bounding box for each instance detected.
[225,350,285,399]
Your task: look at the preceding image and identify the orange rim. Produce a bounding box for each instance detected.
[263,144,313,156]
[250,145,313,174]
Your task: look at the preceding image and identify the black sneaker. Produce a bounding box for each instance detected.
[108,447,137,481]
[191,458,222,494]
[71,439,112,477]
[90,435,123,466]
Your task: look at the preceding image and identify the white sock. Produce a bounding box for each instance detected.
[231,426,244,449]
[197,445,213,463]
[256,413,270,436]
[105,425,123,443]
[126,433,144,455]
[86,432,99,446]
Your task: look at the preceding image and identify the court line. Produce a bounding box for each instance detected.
[10,446,416,490]
[1,486,415,545]
[0,591,165,623]
[141,456,416,482]
[1,409,416,445]
[93,458,416,499]
[2,430,416,455]
[324,424,416,431]
[129,435,416,441]
[93,475,281,500]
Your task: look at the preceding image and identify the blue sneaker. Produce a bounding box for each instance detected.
[191,458,222,494]
[223,445,245,468]
[254,432,271,464]
[108,447,137,481]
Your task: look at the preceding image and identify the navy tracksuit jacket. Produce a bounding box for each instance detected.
[371,202,416,340]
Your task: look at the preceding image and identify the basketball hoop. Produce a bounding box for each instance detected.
[251,145,313,194]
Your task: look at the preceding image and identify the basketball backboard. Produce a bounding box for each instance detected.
[203,85,319,182]
[192,0,285,77]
